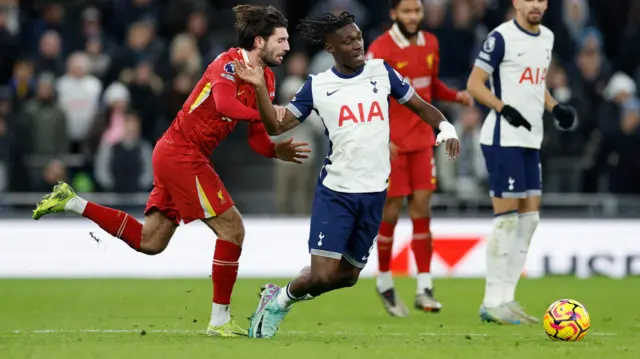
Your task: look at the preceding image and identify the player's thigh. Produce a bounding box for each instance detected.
[481,145,526,213]
[344,190,387,270]
[202,206,245,246]
[159,160,235,225]
[407,147,437,193]
[308,184,358,262]
[141,209,179,254]
[387,153,411,198]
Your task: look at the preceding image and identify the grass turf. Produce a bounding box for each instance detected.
[0,277,638,358]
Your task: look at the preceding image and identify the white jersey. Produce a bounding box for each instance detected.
[474,20,554,149]
[286,59,414,193]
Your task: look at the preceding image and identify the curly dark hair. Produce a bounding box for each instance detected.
[232,5,288,50]
[297,11,356,44]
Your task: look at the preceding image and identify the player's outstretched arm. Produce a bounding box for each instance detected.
[233,59,301,135]
[403,93,460,160]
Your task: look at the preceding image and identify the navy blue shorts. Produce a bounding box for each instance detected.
[308,183,387,268]
[481,145,542,198]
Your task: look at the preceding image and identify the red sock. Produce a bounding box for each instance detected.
[410,217,433,273]
[82,202,142,250]
[377,221,396,272]
[212,239,242,305]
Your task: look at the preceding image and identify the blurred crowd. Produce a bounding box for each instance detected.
[0,0,639,214]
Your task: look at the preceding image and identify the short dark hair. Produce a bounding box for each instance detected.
[297,11,356,44]
[389,0,402,8]
[233,5,288,50]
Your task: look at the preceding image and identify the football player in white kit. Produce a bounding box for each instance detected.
[467,0,577,324]
[233,11,460,338]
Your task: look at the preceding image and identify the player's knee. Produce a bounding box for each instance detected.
[382,197,403,221]
[340,272,359,288]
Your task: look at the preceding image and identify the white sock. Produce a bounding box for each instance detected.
[416,273,433,294]
[483,211,519,308]
[209,303,230,327]
[276,282,312,309]
[64,196,88,214]
[504,211,539,303]
[376,271,394,292]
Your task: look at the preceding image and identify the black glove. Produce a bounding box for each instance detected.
[500,105,532,131]
[552,104,577,130]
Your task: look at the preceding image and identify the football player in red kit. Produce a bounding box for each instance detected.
[32,5,310,337]
[366,0,473,317]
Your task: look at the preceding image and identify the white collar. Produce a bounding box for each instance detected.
[389,23,425,49]
[240,48,251,64]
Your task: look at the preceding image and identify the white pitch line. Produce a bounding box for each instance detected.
[0,329,617,337]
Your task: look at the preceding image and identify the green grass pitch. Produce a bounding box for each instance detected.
[1,277,638,358]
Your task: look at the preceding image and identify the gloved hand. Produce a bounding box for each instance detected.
[552,104,578,130]
[500,105,532,131]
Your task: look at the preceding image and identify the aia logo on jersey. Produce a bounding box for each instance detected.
[338,101,385,127]
[519,67,548,85]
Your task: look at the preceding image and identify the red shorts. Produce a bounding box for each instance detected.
[388,147,437,197]
[144,144,234,225]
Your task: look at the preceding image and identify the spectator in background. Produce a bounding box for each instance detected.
[0,5,18,85]
[94,111,153,193]
[591,72,640,194]
[553,0,591,65]
[437,0,478,86]
[0,112,22,192]
[185,10,225,63]
[162,72,193,128]
[29,4,66,54]
[273,77,325,215]
[85,36,112,81]
[56,52,103,153]
[33,30,64,77]
[121,61,164,143]
[85,81,131,158]
[19,72,68,156]
[166,33,203,81]
[109,20,165,85]
[34,158,67,192]
[8,58,36,110]
[436,106,487,199]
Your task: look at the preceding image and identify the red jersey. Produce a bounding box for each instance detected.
[367,24,459,153]
[160,47,276,160]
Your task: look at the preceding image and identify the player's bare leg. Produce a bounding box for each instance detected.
[376,196,409,317]
[32,181,177,254]
[248,255,360,338]
[202,206,247,337]
[480,197,522,324]
[503,196,541,324]
[408,189,441,312]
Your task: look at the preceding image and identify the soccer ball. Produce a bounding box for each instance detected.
[543,299,591,341]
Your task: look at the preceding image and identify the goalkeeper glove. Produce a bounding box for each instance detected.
[552,104,578,130]
[500,105,532,131]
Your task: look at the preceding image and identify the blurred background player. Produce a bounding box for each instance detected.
[31,4,311,337]
[233,11,460,339]
[467,0,577,324]
[366,0,474,317]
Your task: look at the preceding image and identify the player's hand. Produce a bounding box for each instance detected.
[389,141,399,160]
[274,105,287,122]
[552,104,578,130]
[435,121,460,160]
[275,138,311,164]
[500,105,532,131]
[232,59,265,87]
[456,91,474,107]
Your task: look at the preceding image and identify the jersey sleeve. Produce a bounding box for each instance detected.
[383,61,414,104]
[210,56,238,88]
[285,76,314,122]
[474,31,505,75]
